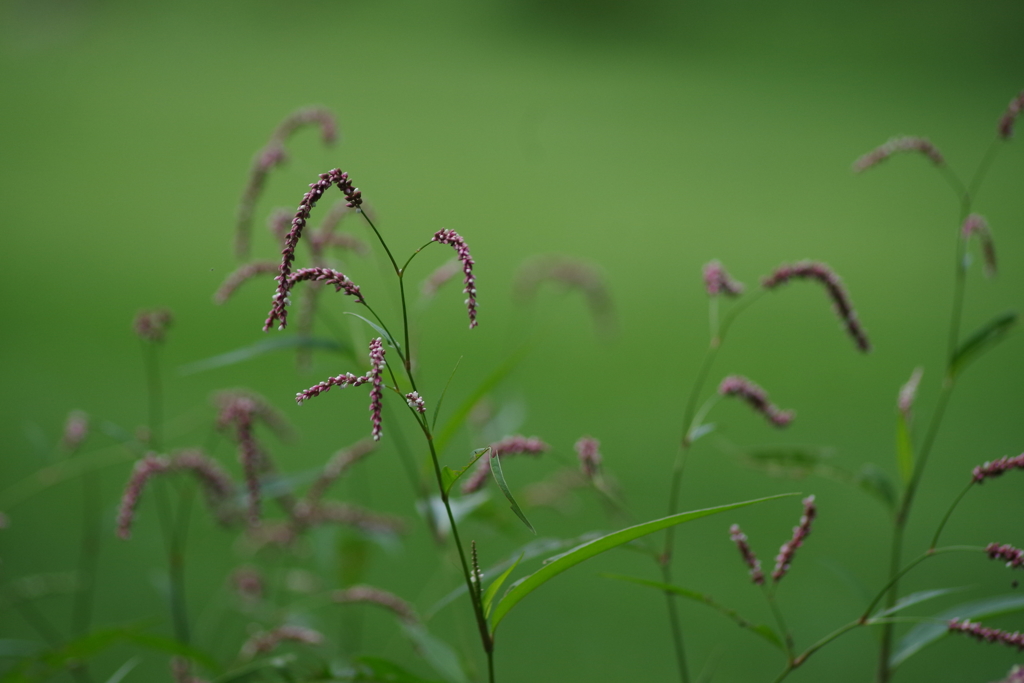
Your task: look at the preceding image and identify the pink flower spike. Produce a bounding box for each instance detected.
[852,136,945,172]
[368,338,386,441]
[772,495,817,583]
[333,585,419,625]
[405,391,426,413]
[421,259,460,299]
[295,373,370,404]
[574,436,602,479]
[972,453,1024,484]
[762,261,871,352]
[948,618,1024,650]
[719,375,794,428]
[729,524,765,585]
[897,367,923,420]
[962,214,998,278]
[214,261,278,304]
[432,229,478,328]
[116,454,172,539]
[62,410,89,452]
[263,169,362,332]
[133,309,173,343]
[986,543,1024,570]
[287,267,365,303]
[703,260,745,297]
[999,90,1024,140]
[461,435,549,494]
[240,625,324,659]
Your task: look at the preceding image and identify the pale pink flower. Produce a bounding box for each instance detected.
[729,524,764,585]
[703,260,745,297]
[574,436,602,479]
[999,90,1024,140]
[772,495,817,583]
[719,375,794,428]
[432,229,477,328]
[852,136,944,172]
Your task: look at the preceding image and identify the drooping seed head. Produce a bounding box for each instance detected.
[295,372,370,404]
[421,259,460,299]
[214,261,279,304]
[513,255,615,334]
[461,435,549,494]
[719,375,795,428]
[852,136,945,173]
[999,90,1024,140]
[986,543,1024,570]
[762,261,871,352]
[972,453,1024,484]
[772,495,817,583]
[332,585,419,625]
[729,524,765,585]
[948,618,1024,650]
[117,454,172,539]
[171,449,236,519]
[368,338,386,441]
[305,439,376,506]
[703,260,745,297]
[239,625,324,659]
[574,436,602,479]
[432,229,478,328]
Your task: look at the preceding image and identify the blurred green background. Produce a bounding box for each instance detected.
[2,0,1024,681]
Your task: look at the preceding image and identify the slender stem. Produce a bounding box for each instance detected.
[862,546,981,621]
[967,139,1001,201]
[142,341,163,452]
[929,481,974,550]
[765,588,795,662]
[71,470,101,635]
[358,211,401,275]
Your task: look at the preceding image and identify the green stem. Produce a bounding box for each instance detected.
[765,588,795,663]
[929,481,974,550]
[71,470,101,635]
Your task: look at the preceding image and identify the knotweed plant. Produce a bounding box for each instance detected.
[3,92,1023,683]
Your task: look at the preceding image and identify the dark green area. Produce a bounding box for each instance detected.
[2,0,1024,681]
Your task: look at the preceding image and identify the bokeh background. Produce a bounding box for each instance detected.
[2,0,1024,681]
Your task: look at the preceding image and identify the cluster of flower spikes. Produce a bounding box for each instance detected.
[432,228,478,328]
[461,435,550,494]
[762,261,871,353]
[729,495,817,585]
[295,338,387,442]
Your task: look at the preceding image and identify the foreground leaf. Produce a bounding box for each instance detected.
[602,574,783,650]
[103,658,140,683]
[440,448,490,496]
[178,336,350,375]
[950,311,1017,378]
[489,453,535,533]
[891,594,1024,667]
[489,493,797,632]
[400,624,468,683]
[483,555,523,618]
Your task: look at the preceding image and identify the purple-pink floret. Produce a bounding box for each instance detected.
[948,619,1024,650]
[405,391,426,413]
[703,260,745,297]
[762,261,871,352]
[897,367,923,420]
[295,373,370,404]
[333,585,418,625]
[134,309,174,343]
[62,410,89,451]
[368,338,386,441]
[240,625,324,659]
[852,136,945,172]
[432,229,478,328]
[772,495,817,583]
[999,91,1024,140]
[719,375,794,428]
[287,267,365,303]
[117,454,172,539]
[962,214,998,278]
[972,453,1024,484]
[729,524,765,585]
[986,543,1024,570]
[574,436,602,479]
[264,169,363,331]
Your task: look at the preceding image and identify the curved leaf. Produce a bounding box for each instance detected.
[178,335,350,375]
[489,493,797,632]
[869,586,972,620]
[344,312,400,351]
[483,555,523,619]
[891,593,1024,667]
[103,658,140,683]
[602,573,783,650]
[950,311,1017,378]
[489,453,535,533]
[440,448,490,496]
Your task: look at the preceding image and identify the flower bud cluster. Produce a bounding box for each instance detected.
[719,375,794,428]
[948,619,1024,650]
[772,495,817,583]
[972,453,1024,484]
[986,543,1024,569]
[432,229,478,328]
[703,260,745,297]
[729,524,765,585]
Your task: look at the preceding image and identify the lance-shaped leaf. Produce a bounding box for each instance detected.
[440,448,490,496]
[868,586,972,621]
[488,493,797,632]
[344,312,401,350]
[891,593,1024,667]
[895,411,914,485]
[950,311,1017,378]
[489,452,535,533]
[602,574,783,650]
[178,336,351,375]
[483,555,523,618]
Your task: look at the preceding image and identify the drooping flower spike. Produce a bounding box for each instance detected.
[703,260,745,297]
[719,375,794,428]
[239,625,324,659]
[986,543,1024,570]
[432,229,478,328]
[214,261,278,304]
[513,255,616,334]
[772,495,817,583]
[116,454,172,539]
[972,453,1024,484]
[852,136,945,173]
[574,436,602,479]
[461,435,549,494]
[762,261,871,352]
[264,169,363,331]
[729,524,765,585]
[948,619,1024,650]
[333,585,419,625]
[295,338,387,442]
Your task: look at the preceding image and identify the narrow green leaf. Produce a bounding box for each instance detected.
[400,624,468,683]
[602,573,783,650]
[895,412,914,485]
[950,311,1017,378]
[343,312,400,351]
[489,453,535,533]
[688,423,717,444]
[891,593,1024,667]
[482,554,523,618]
[350,656,445,683]
[489,493,797,632]
[435,346,531,454]
[103,657,140,683]
[432,356,463,430]
[178,336,350,375]
[869,586,972,621]
[440,448,490,496]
